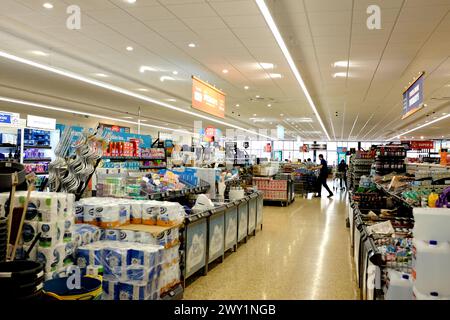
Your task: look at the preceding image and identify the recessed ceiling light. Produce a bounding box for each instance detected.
[269,73,282,79]
[280,113,284,117]
[136,88,148,92]
[126,0,137,3]
[140,119,147,122]
[166,98,177,102]
[333,72,347,78]
[270,122,273,125]
[94,73,108,78]
[222,69,229,74]
[160,76,175,82]
[253,114,257,116]
[123,116,133,119]
[420,136,424,139]
[260,62,274,69]
[188,43,196,48]
[172,71,178,75]
[267,104,271,107]
[244,86,249,90]
[333,61,349,68]
[443,113,447,115]
[442,136,445,138]
[43,3,53,9]
[126,46,134,51]
[235,104,240,107]
[31,50,48,56]
[140,66,157,73]
[412,136,415,139]
[256,95,260,98]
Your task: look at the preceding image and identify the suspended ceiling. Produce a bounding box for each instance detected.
[0,0,449,141]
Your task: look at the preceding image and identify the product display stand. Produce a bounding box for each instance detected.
[181,191,263,287]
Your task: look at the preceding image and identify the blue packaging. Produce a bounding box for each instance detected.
[102,247,128,279]
[126,265,147,281]
[128,248,158,268]
[102,279,119,300]
[76,246,101,268]
[105,229,120,241]
[118,282,146,300]
[118,204,130,225]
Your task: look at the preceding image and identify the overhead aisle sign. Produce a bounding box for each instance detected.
[192,76,226,118]
[402,72,425,119]
[0,111,19,126]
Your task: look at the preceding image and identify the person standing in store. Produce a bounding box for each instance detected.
[338,159,348,190]
[313,154,333,198]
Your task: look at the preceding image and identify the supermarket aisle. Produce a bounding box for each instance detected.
[184,190,357,300]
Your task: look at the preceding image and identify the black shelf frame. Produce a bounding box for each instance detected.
[24,145,52,149]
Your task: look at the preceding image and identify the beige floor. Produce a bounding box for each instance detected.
[183,189,358,300]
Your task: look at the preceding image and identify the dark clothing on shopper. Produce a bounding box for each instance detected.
[318,175,333,197]
[319,159,328,178]
[338,161,348,189]
[338,162,347,173]
[317,158,333,197]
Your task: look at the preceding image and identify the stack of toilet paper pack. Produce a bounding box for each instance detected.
[0,191,76,280]
[75,197,185,228]
[76,240,167,300]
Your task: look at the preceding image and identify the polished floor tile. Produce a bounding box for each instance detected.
[183,190,358,300]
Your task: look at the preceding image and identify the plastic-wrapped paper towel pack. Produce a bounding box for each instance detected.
[75,197,185,228]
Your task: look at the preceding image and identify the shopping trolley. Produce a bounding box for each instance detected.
[293,168,320,197]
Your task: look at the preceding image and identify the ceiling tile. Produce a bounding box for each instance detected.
[165,3,217,18]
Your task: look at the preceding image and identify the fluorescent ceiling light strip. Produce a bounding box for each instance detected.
[387,113,450,141]
[0,96,192,134]
[0,50,272,140]
[255,0,330,141]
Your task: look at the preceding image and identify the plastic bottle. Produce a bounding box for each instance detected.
[428,192,439,208]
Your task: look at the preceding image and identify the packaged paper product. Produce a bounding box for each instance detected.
[56,220,65,244]
[119,230,135,242]
[157,202,185,227]
[38,221,58,248]
[75,202,84,223]
[135,231,157,245]
[99,204,120,228]
[118,203,131,226]
[141,202,158,225]
[73,224,101,245]
[103,247,129,280]
[22,221,38,245]
[66,193,75,217]
[128,247,160,268]
[82,203,97,226]
[37,246,59,272]
[30,192,58,222]
[102,279,119,300]
[105,229,120,241]
[63,218,73,243]
[56,193,67,220]
[118,282,147,300]
[130,201,142,224]
[76,245,102,268]
[55,243,66,268]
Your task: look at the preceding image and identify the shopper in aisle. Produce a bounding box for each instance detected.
[338,159,348,190]
[313,154,333,198]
